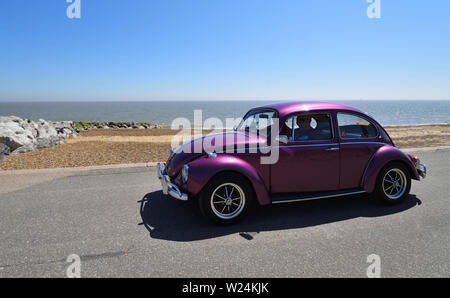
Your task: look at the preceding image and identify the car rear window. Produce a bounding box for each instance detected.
[337,113,378,139]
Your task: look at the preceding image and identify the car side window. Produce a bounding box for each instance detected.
[282,113,333,142]
[238,110,275,136]
[337,113,378,139]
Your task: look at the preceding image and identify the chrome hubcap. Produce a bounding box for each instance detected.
[382,168,407,200]
[210,183,245,220]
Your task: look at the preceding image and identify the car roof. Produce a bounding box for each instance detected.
[256,101,366,118]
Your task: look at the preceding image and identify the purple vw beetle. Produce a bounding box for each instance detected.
[157,102,427,224]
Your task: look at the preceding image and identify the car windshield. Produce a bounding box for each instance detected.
[236,110,275,137]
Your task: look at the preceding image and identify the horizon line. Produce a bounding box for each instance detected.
[1,99,450,103]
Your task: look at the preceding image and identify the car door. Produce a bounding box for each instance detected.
[337,112,385,189]
[271,112,340,193]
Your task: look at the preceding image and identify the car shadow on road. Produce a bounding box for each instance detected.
[138,191,422,242]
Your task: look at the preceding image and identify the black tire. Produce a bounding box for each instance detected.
[375,162,411,204]
[199,172,254,225]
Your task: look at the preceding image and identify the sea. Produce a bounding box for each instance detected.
[0,100,449,128]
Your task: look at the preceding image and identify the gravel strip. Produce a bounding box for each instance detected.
[0,126,448,171]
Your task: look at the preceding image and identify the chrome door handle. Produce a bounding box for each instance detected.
[325,147,339,151]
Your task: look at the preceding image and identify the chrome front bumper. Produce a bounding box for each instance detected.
[416,160,427,179]
[156,162,188,201]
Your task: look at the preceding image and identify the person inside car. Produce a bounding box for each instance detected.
[293,114,314,141]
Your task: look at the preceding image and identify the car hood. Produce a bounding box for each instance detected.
[165,130,266,177]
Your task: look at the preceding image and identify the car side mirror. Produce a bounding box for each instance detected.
[275,135,289,144]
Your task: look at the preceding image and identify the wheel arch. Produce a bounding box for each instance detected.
[362,145,419,193]
[185,155,271,205]
[204,170,257,200]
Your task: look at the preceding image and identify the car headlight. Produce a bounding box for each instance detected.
[181,164,189,184]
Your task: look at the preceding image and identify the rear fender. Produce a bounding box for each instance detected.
[185,155,271,205]
[362,145,419,193]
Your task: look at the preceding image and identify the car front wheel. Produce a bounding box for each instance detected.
[199,173,253,225]
[375,162,411,204]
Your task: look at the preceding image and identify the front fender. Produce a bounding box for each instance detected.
[362,145,419,193]
[185,155,271,206]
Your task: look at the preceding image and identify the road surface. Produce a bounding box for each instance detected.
[0,149,449,277]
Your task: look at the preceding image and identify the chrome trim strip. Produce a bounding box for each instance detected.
[278,143,339,149]
[242,143,339,151]
[201,141,386,153]
[157,162,188,201]
[340,142,386,146]
[272,190,366,204]
[271,142,385,150]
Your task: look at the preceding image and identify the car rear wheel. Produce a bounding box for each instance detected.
[375,162,411,204]
[199,173,253,225]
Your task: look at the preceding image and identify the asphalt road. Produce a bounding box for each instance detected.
[0,149,449,278]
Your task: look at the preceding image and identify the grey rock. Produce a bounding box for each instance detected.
[0,116,75,156]
[20,121,39,138]
[0,143,10,160]
[52,121,73,129]
[0,116,23,123]
[11,144,36,154]
[36,123,58,139]
[35,136,63,149]
[54,122,75,138]
[0,121,34,151]
[61,127,73,136]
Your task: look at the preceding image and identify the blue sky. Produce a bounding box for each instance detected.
[0,0,449,101]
